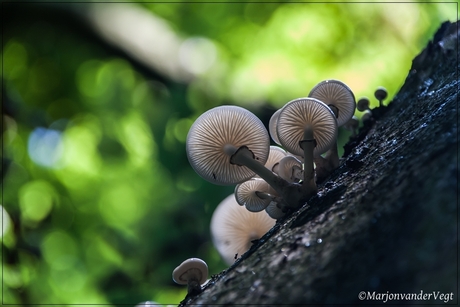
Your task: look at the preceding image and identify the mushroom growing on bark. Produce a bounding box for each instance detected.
[308,80,356,182]
[374,86,388,107]
[172,258,208,296]
[187,105,309,209]
[276,97,338,195]
[210,194,276,265]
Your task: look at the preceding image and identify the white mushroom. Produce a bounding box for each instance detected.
[308,79,356,127]
[210,194,275,265]
[172,258,208,295]
[277,97,338,196]
[276,155,303,183]
[235,178,279,212]
[186,105,270,185]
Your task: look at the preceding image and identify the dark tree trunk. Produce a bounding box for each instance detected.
[182,21,459,306]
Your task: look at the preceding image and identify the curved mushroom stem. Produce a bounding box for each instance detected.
[229,145,307,209]
[254,191,283,204]
[299,125,318,197]
[314,142,340,183]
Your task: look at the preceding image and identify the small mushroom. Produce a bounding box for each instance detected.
[172,258,208,296]
[374,86,388,107]
[264,146,287,172]
[361,109,373,125]
[210,194,275,265]
[235,178,279,212]
[308,79,356,127]
[356,97,371,112]
[275,155,303,183]
[277,97,338,196]
[343,115,359,137]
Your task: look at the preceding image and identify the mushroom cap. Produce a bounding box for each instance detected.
[357,97,370,112]
[374,86,388,101]
[210,194,275,265]
[308,79,356,127]
[235,178,277,212]
[186,105,270,185]
[172,258,208,285]
[276,97,338,157]
[268,108,283,145]
[276,155,303,183]
[265,201,286,219]
[264,146,287,172]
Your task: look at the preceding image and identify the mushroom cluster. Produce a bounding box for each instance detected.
[357,86,388,125]
[186,79,357,216]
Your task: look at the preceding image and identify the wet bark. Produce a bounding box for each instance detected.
[182,21,459,306]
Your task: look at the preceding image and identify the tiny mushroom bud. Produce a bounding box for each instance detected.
[374,86,388,107]
[343,115,359,137]
[357,97,371,112]
[211,194,275,265]
[361,109,373,125]
[172,258,208,296]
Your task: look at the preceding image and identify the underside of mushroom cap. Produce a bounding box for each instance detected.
[210,194,275,265]
[186,105,270,185]
[276,97,338,157]
[308,79,356,127]
[172,258,208,285]
[235,178,277,212]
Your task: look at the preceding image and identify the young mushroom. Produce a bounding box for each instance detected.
[276,97,338,196]
[172,258,208,296]
[210,194,276,265]
[343,115,359,137]
[374,86,388,107]
[357,97,371,112]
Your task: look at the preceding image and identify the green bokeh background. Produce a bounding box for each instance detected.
[2,1,457,305]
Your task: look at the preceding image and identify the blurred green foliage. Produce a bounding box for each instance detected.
[1,1,457,306]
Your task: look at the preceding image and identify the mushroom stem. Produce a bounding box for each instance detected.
[230,146,287,194]
[231,146,307,208]
[187,278,202,296]
[314,142,340,183]
[299,126,318,196]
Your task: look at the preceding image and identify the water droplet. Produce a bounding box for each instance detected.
[251,271,256,275]
[317,238,323,244]
[304,242,311,247]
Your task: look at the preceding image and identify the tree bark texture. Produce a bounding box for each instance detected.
[183,21,459,306]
